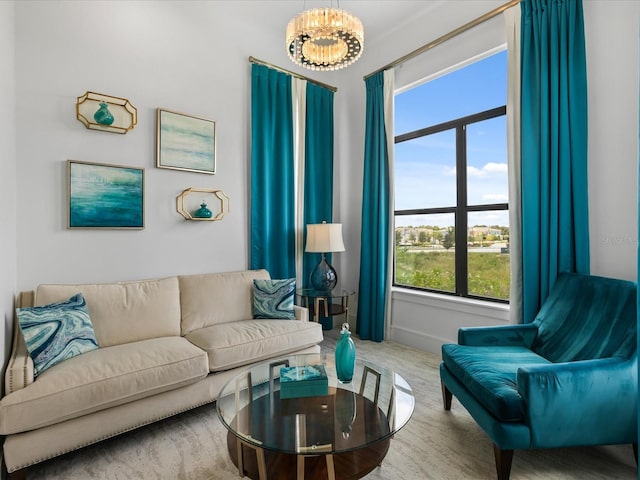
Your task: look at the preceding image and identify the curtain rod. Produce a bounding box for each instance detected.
[364,0,520,80]
[248,56,338,93]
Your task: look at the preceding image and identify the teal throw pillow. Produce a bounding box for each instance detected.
[253,278,296,320]
[17,293,99,377]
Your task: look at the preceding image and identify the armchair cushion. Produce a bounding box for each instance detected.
[442,344,551,422]
[532,272,636,362]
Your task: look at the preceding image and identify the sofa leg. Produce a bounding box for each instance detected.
[633,443,638,466]
[493,444,513,480]
[441,382,452,410]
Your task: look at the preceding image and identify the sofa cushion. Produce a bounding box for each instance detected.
[442,344,551,422]
[0,336,208,435]
[179,269,271,335]
[252,278,296,320]
[185,319,324,371]
[34,277,181,347]
[16,293,99,377]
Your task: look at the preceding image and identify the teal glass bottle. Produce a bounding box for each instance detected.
[335,322,356,383]
[93,102,114,126]
[194,202,212,219]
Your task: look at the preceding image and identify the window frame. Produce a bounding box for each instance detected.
[393,105,509,303]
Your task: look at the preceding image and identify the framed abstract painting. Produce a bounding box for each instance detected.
[67,160,144,229]
[156,108,216,174]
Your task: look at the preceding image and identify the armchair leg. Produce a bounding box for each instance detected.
[493,445,513,480]
[633,443,637,466]
[441,382,452,410]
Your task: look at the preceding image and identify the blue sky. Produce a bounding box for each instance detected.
[394,50,508,229]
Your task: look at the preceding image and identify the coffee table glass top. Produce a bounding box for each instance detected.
[216,353,414,455]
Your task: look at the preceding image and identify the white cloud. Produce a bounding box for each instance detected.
[467,162,508,178]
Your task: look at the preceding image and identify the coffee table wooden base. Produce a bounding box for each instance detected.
[227,430,391,480]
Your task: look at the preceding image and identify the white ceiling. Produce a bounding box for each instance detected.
[260,1,447,50]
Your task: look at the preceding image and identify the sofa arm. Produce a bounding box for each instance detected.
[5,291,37,395]
[458,323,538,347]
[294,305,309,322]
[517,357,637,448]
[5,328,34,395]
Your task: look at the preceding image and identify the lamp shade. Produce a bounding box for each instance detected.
[305,223,345,253]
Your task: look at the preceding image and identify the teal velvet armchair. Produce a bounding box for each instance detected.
[440,272,637,479]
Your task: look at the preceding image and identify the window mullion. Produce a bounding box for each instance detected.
[455,125,468,297]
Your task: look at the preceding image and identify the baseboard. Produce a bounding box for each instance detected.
[389,325,453,356]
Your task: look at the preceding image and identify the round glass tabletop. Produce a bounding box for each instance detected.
[216,352,414,456]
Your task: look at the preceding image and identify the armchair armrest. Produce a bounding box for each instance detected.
[458,323,538,348]
[517,357,637,448]
[294,305,309,322]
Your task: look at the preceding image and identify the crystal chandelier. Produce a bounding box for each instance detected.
[286,6,364,71]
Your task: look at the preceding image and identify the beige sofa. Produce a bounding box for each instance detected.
[0,269,323,474]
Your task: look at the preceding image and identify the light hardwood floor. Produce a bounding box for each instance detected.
[25,329,637,479]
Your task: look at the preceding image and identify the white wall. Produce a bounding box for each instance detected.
[585,1,639,282]
[14,1,290,291]
[0,1,17,382]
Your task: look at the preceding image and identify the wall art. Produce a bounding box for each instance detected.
[76,91,137,134]
[67,160,144,229]
[157,108,216,174]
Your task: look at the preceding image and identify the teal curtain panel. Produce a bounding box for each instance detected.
[520,0,590,323]
[357,72,390,342]
[250,64,296,279]
[303,82,335,288]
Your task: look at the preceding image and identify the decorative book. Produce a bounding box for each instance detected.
[280,364,329,399]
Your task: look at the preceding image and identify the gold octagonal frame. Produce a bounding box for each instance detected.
[76,91,137,134]
[176,187,230,221]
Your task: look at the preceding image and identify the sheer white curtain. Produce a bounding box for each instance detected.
[383,68,395,339]
[504,5,522,324]
[292,78,307,288]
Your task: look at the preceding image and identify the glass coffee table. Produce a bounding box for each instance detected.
[216,353,414,480]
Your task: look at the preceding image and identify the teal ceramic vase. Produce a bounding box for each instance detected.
[93,102,114,126]
[335,322,356,383]
[194,202,212,219]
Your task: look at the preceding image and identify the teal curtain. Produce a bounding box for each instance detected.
[250,64,295,279]
[303,83,335,288]
[357,72,390,342]
[520,0,590,323]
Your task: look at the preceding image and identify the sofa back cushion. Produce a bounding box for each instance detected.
[179,269,271,335]
[532,272,637,362]
[34,277,181,347]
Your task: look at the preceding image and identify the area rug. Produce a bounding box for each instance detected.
[27,330,636,479]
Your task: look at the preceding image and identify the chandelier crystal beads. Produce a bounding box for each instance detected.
[286,8,364,71]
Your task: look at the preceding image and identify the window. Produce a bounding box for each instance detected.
[393,51,509,302]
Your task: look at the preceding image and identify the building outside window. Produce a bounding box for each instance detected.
[393,50,509,302]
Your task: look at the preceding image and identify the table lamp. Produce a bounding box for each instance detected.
[305,222,345,291]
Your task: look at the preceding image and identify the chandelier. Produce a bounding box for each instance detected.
[286,7,364,71]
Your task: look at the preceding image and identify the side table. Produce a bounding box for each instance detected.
[295,287,355,330]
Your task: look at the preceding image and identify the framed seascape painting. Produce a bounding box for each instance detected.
[67,160,144,229]
[156,108,216,174]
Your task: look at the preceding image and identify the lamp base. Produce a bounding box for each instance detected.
[310,255,337,292]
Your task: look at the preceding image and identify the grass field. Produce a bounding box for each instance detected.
[394,247,510,300]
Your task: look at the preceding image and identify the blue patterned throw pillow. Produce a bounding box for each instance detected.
[253,278,296,320]
[17,293,99,376]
